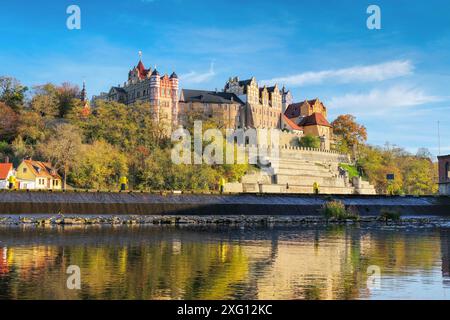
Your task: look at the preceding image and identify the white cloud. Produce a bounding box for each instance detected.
[180,62,216,84]
[328,86,443,117]
[261,60,414,87]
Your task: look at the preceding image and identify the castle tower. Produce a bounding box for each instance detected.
[170,72,179,128]
[281,86,293,114]
[149,68,161,120]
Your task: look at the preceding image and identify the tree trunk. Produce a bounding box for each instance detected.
[64,166,67,190]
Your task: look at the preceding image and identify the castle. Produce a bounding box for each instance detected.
[92,56,331,149]
[93,56,179,128]
[89,55,376,194]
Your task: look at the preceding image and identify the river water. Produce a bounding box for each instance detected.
[0,223,450,300]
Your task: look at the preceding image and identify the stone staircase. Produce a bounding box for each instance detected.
[224,147,376,195]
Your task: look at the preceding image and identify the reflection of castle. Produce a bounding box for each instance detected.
[0,247,8,275]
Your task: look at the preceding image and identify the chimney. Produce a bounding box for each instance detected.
[5,156,9,163]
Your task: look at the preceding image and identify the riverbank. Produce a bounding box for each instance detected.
[0,191,449,215]
[1,214,450,227]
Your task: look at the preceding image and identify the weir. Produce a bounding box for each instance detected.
[0,191,449,216]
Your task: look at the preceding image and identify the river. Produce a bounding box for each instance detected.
[1,223,450,299]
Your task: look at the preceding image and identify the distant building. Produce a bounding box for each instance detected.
[284,98,332,150]
[438,155,450,195]
[79,81,91,117]
[179,89,245,128]
[0,162,14,189]
[93,55,179,128]
[16,160,62,190]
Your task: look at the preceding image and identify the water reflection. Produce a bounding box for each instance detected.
[0,224,449,300]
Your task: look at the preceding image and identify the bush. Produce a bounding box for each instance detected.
[299,134,321,149]
[339,163,359,179]
[322,200,359,221]
[379,208,401,221]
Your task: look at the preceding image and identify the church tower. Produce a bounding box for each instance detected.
[79,81,90,117]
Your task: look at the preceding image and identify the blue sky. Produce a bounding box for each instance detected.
[1,0,449,156]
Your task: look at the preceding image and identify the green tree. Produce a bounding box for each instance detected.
[70,140,128,189]
[299,134,321,149]
[0,76,27,112]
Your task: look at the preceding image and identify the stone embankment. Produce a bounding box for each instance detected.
[0,214,447,227]
[0,191,449,215]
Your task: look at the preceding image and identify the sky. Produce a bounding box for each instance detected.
[0,0,449,156]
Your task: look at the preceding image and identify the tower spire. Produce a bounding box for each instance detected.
[80,80,87,102]
[138,50,142,60]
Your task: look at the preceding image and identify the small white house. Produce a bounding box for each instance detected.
[0,163,14,189]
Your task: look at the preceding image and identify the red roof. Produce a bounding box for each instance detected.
[298,112,331,127]
[282,114,303,131]
[136,60,148,80]
[0,163,13,180]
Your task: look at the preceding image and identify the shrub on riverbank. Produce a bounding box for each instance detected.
[322,200,359,221]
[379,208,401,221]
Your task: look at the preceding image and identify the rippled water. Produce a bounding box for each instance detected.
[0,223,450,300]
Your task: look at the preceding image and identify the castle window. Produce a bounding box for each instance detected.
[446,162,450,180]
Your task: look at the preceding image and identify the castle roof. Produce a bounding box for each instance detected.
[282,115,303,131]
[285,99,326,119]
[298,112,331,127]
[151,69,160,76]
[284,102,303,119]
[136,60,149,79]
[170,72,178,79]
[110,86,127,94]
[181,89,244,105]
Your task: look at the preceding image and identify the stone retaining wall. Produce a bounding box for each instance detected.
[0,191,448,216]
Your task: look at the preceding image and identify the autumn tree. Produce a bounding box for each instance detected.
[31,84,64,118]
[0,76,27,112]
[332,114,367,154]
[38,123,83,189]
[70,140,128,189]
[57,82,80,117]
[0,102,19,142]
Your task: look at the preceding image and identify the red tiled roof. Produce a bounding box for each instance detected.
[282,114,303,131]
[0,163,13,180]
[298,112,331,127]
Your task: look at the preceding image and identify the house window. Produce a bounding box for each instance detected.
[23,167,27,173]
